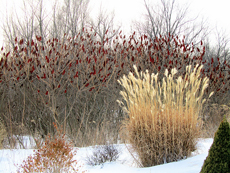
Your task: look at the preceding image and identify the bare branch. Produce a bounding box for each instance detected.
[134,0,208,44]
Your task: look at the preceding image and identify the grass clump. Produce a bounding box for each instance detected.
[0,119,6,149]
[117,64,214,167]
[200,116,230,173]
[17,123,85,173]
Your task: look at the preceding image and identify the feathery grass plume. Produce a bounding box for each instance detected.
[117,64,214,167]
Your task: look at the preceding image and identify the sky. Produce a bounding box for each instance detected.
[0,0,230,47]
[91,0,230,39]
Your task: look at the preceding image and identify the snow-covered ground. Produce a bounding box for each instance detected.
[0,138,213,173]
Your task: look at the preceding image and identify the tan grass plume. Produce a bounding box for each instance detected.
[117,64,214,167]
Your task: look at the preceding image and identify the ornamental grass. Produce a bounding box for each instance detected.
[117,64,214,167]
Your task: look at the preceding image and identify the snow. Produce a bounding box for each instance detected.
[0,138,213,173]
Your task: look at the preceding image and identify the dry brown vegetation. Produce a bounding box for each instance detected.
[117,64,214,167]
[0,0,229,170]
[0,30,229,150]
[17,123,85,173]
[0,118,7,149]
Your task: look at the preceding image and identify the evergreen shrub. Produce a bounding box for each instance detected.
[200,116,230,173]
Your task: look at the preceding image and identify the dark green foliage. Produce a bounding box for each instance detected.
[200,116,230,173]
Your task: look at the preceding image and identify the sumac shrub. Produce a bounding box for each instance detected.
[0,29,229,146]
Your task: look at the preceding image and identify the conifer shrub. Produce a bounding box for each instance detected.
[200,116,230,173]
[17,123,85,173]
[117,64,214,167]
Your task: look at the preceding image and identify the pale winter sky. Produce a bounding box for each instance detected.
[0,0,230,47]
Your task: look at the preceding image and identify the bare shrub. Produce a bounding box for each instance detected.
[86,144,119,166]
[117,64,214,167]
[17,123,85,173]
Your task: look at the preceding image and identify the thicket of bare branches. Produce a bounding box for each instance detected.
[0,28,229,147]
[0,29,126,147]
[0,0,229,148]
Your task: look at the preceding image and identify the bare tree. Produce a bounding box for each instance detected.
[89,5,121,44]
[58,0,90,38]
[1,0,51,48]
[49,0,63,39]
[2,1,35,48]
[212,29,230,63]
[134,0,208,45]
[203,28,230,69]
[1,14,18,49]
[34,0,50,46]
[2,0,91,48]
